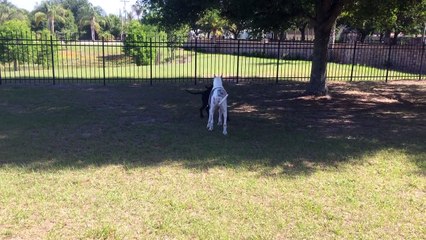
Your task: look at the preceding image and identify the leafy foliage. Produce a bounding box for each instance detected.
[0,20,59,69]
[123,21,160,66]
[78,4,105,40]
[340,0,426,43]
[196,8,227,38]
[33,1,68,34]
[34,29,59,67]
[0,0,29,25]
[0,20,33,69]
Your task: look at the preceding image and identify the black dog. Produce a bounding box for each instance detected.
[186,85,212,118]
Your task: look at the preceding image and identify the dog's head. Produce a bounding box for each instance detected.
[213,75,223,88]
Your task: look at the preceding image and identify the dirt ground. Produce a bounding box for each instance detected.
[225,80,426,144]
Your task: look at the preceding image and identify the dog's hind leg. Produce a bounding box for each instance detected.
[222,109,228,135]
[217,108,223,126]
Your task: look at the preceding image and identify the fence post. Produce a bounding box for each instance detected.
[350,41,357,82]
[0,34,1,85]
[385,43,392,83]
[419,43,425,81]
[194,38,197,85]
[150,37,153,86]
[50,35,56,85]
[236,39,240,84]
[275,40,281,84]
[102,37,106,86]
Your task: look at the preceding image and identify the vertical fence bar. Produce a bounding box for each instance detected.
[194,38,198,85]
[102,37,106,86]
[419,43,425,81]
[236,39,240,83]
[50,35,56,85]
[385,43,392,83]
[0,33,2,84]
[20,32,26,82]
[150,38,153,85]
[350,40,357,82]
[275,40,281,84]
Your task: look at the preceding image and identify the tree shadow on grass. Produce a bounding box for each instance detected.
[0,80,424,176]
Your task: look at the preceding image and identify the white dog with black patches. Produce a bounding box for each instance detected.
[207,75,228,135]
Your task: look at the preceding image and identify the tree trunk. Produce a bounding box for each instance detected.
[391,31,400,45]
[91,17,96,41]
[49,17,55,34]
[299,23,308,42]
[359,30,368,43]
[306,27,331,95]
[13,59,19,71]
[306,0,345,96]
[383,30,391,44]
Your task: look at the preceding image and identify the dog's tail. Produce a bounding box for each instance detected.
[218,94,228,105]
[185,89,204,95]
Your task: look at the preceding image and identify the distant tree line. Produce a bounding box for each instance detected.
[0,0,122,40]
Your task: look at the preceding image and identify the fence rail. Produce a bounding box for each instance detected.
[0,34,424,85]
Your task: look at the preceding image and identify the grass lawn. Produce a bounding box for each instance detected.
[0,81,425,239]
[1,46,421,82]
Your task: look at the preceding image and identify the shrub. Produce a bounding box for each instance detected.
[0,20,33,70]
[123,21,159,66]
[34,29,59,67]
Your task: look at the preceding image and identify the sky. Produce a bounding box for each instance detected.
[8,0,133,15]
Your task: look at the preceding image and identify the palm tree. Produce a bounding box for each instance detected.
[0,0,27,24]
[34,1,67,34]
[78,4,104,41]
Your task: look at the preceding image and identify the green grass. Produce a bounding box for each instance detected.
[0,82,425,239]
[1,46,421,82]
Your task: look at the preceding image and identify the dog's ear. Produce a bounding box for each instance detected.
[213,74,216,77]
[220,74,223,78]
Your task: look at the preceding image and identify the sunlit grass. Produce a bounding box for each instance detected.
[1,47,421,83]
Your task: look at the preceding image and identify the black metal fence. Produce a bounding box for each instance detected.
[0,33,425,85]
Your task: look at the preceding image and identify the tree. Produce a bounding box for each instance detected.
[340,0,426,44]
[196,8,227,39]
[101,14,122,40]
[123,20,158,66]
[0,0,28,24]
[290,16,310,41]
[221,0,255,38]
[60,0,91,20]
[142,0,218,29]
[0,20,33,71]
[34,29,59,67]
[78,4,105,41]
[34,0,67,34]
[305,0,349,95]
[338,1,381,42]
